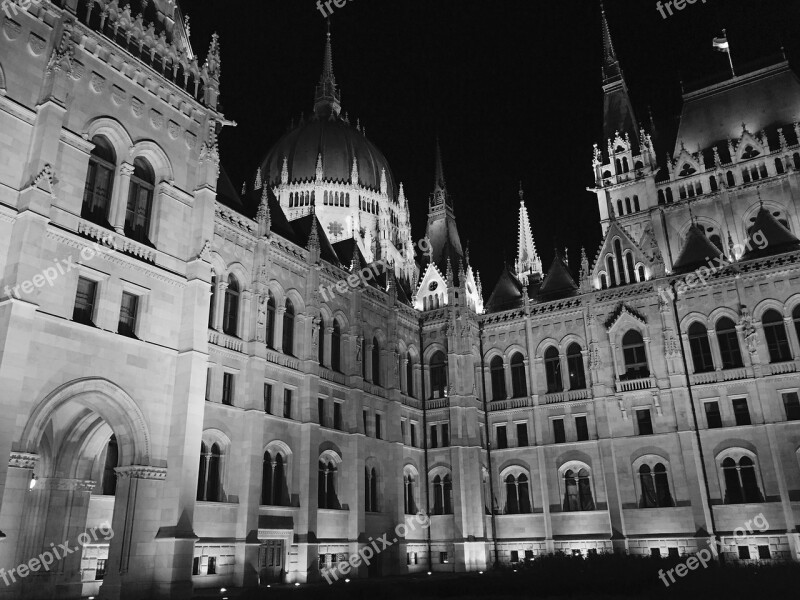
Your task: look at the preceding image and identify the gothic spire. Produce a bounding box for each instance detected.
[600,2,621,85]
[430,137,451,210]
[515,183,542,284]
[313,21,341,118]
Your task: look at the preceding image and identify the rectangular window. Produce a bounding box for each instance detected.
[510,550,519,563]
[205,369,212,401]
[95,558,106,580]
[705,401,722,428]
[401,419,407,442]
[283,389,292,419]
[363,409,369,435]
[738,546,751,560]
[668,547,679,559]
[552,418,566,444]
[222,373,234,406]
[318,398,326,427]
[376,413,383,440]
[264,383,272,414]
[334,402,342,430]
[758,545,771,559]
[516,422,529,447]
[430,425,438,449]
[636,408,653,435]
[439,552,448,564]
[650,548,661,558]
[118,291,139,337]
[410,423,418,447]
[782,392,800,421]
[319,553,327,568]
[73,277,97,325]
[441,423,449,447]
[575,415,589,441]
[207,556,217,575]
[732,398,751,426]
[524,550,534,561]
[406,552,412,565]
[496,425,508,449]
[192,557,200,575]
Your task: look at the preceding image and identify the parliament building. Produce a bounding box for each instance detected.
[1,1,799,598]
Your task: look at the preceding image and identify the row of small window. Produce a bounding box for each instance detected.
[704,392,800,428]
[82,136,156,245]
[599,238,647,290]
[73,277,140,337]
[406,552,449,565]
[549,410,650,444]
[614,195,641,217]
[399,419,448,448]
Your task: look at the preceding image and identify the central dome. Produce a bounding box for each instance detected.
[260,115,397,200]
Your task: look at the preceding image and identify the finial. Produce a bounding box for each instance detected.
[518,181,524,202]
[757,188,764,209]
[281,156,289,184]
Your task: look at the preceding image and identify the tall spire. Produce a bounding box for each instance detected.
[424,138,463,278]
[313,21,341,118]
[599,2,639,152]
[431,137,451,209]
[515,183,542,284]
[600,2,621,85]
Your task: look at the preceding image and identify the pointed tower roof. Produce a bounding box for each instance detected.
[672,223,724,273]
[515,183,542,283]
[741,206,800,260]
[486,264,525,313]
[313,21,341,118]
[538,250,578,301]
[424,140,464,280]
[600,3,639,153]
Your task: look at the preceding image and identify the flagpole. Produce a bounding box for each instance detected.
[724,29,736,77]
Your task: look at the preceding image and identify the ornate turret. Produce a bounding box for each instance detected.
[313,23,341,118]
[515,183,542,285]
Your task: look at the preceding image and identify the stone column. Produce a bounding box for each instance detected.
[239,290,253,341]
[707,328,724,372]
[274,307,286,353]
[642,336,654,378]
[213,281,227,332]
[324,326,333,368]
[503,362,513,398]
[110,163,134,234]
[401,358,409,395]
[558,354,569,392]
[365,344,374,383]
[98,466,168,600]
[785,316,800,360]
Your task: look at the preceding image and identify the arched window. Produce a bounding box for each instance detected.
[666,187,674,203]
[490,356,506,400]
[432,474,453,515]
[716,317,743,369]
[372,337,381,386]
[709,175,718,192]
[639,463,673,508]
[365,467,378,512]
[510,353,527,398]
[406,355,415,398]
[283,299,295,356]
[622,330,649,379]
[637,265,645,282]
[722,456,763,504]
[622,157,629,173]
[614,239,625,284]
[633,195,640,212]
[763,309,792,363]
[625,197,632,214]
[657,190,665,205]
[430,351,447,398]
[101,435,118,495]
[222,275,239,336]
[794,153,800,170]
[792,306,800,352]
[317,318,325,365]
[404,471,417,514]
[566,343,586,390]
[318,460,340,509]
[599,273,607,289]
[82,135,116,225]
[688,322,714,373]
[504,473,532,514]
[606,256,617,287]
[617,199,623,216]
[726,171,735,187]
[625,253,636,284]
[262,451,288,506]
[775,158,785,175]
[563,468,594,511]
[197,442,222,502]
[544,346,562,393]
[125,157,155,244]
[208,273,216,328]
[361,337,367,379]
[265,293,276,349]
[331,320,341,372]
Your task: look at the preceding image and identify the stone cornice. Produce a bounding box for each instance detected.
[115,465,167,481]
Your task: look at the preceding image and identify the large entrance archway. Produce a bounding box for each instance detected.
[5,378,160,600]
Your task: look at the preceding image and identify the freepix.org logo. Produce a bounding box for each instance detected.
[1,0,43,19]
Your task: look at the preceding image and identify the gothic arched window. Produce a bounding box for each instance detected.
[101,435,118,496]
[622,330,649,379]
[544,346,562,393]
[283,299,295,356]
[372,337,381,386]
[223,275,240,336]
[763,309,792,363]
[505,474,532,514]
[566,343,586,390]
[490,356,506,400]
[510,353,527,398]
[265,293,276,349]
[82,135,116,225]
[716,317,743,369]
[125,157,155,244]
[430,351,447,398]
[331,320,342,372]
[563,468,594,511]
[688,322,714,373]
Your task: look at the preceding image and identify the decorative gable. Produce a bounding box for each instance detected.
[591,219,652,290]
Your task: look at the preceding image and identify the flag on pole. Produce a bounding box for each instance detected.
[713,32,730,52]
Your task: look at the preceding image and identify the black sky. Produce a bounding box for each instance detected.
[188,0,800,293]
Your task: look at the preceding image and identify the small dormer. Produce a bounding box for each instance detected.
[415,263,447,311]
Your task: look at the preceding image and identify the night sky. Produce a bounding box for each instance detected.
[188,0,800,293]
